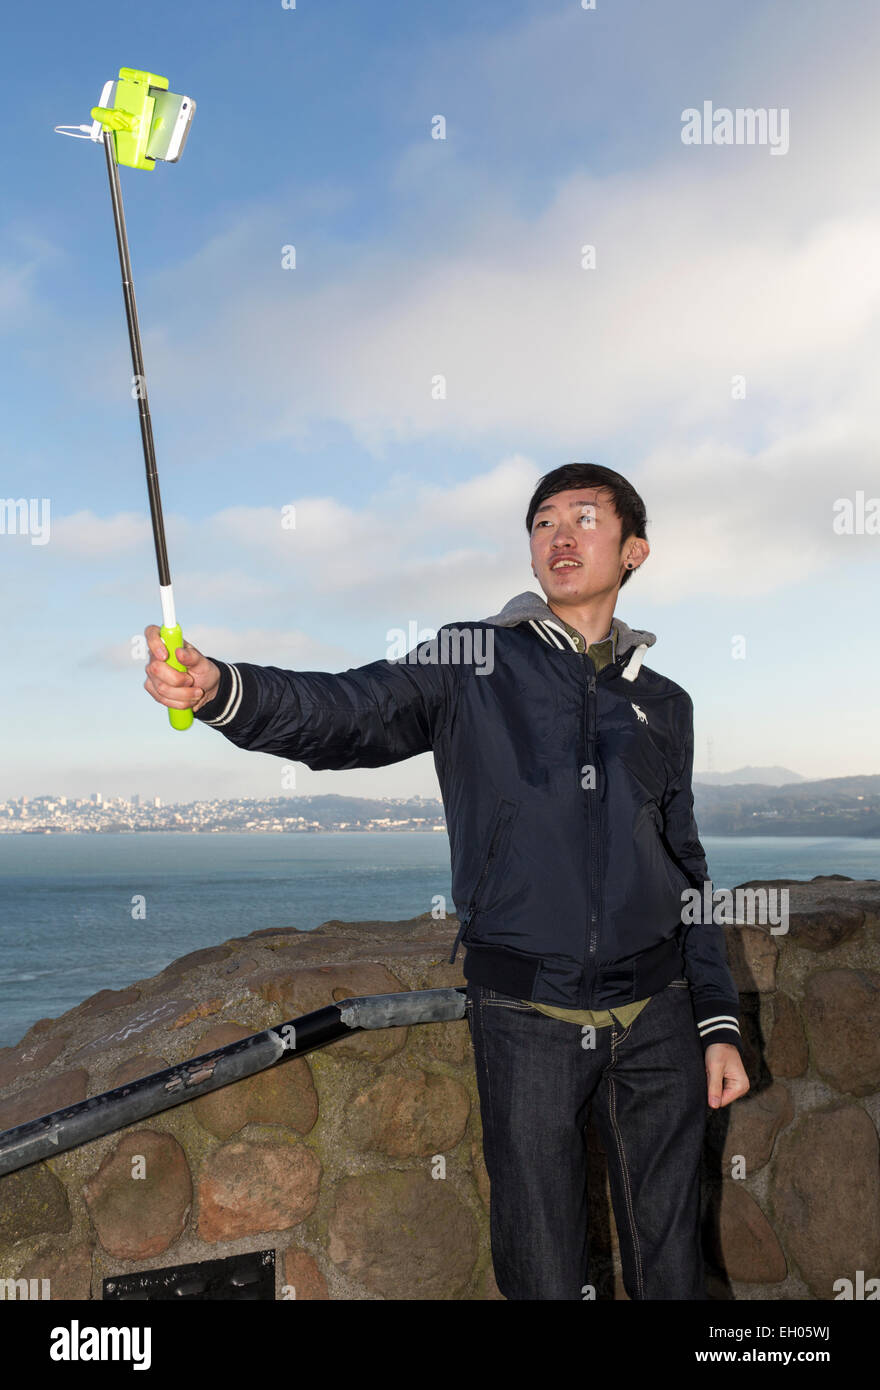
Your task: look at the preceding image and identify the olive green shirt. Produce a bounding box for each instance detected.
[520,616,653,1029]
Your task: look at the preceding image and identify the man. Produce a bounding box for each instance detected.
[143,461,749,1301]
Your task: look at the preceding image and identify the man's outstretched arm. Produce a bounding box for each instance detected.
[142,625,454,769]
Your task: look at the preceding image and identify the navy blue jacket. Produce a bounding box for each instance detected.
[194,591,742,1055]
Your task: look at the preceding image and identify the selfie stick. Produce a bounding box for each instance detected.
[55,68,194,730]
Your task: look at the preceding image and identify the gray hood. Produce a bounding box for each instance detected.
[480,590,656,658]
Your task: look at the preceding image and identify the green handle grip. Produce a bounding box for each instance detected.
[160,623,194,731]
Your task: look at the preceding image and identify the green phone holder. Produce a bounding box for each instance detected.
[90,67,169,170]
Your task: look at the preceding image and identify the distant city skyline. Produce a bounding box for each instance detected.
[0,764,860,805]
[7,790,443,805]
[4,776,879,840]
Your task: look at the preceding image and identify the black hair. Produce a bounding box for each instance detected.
[525,462,648,588]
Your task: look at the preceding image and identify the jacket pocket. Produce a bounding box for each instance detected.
[449,798,519,963]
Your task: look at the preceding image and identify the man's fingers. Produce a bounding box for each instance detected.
[143,626,217,710]
[144,675,204,710]
[706,1057,727,1109]
[144,624,168,661]
[144,625,205,668]
[144,645,205,684]
[706,1061,750,1109]
[722,1075,750,1106]
[144,655,191,687]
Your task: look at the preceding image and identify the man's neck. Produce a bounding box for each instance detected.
[546,596,617,649]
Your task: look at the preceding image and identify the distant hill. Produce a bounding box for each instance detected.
[692,774,880,837]
[280,782,880,838]
[694,766,805,786]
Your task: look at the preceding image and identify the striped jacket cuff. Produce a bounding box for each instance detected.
[696,1005,743,1055]
[194,660,250,730]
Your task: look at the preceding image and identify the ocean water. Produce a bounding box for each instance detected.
[0,832,877,1049]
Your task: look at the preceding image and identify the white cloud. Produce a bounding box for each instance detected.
[35,425,880,635]
[82,108,877,496]
[48,510,152,558]
[92,624,354,673]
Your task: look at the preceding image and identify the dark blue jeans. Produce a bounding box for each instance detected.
[465,977,708,1300]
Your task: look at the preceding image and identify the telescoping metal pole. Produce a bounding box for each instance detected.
[99,125,192,730]
[55,66,198,730]
[0,988,467,1179]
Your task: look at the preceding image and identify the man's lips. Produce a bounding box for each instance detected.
[549,557,582,571]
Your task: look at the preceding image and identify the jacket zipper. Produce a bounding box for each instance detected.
[583,650,628,971]
[448,802,515,964]
[585,667,599,964]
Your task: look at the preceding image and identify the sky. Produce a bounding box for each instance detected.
[2,0,879,804]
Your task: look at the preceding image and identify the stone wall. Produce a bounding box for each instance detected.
[0,875,877,1301]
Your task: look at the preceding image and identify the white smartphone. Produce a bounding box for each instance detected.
[145,90,196,162]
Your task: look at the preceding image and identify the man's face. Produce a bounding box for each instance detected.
[529,486,632,601]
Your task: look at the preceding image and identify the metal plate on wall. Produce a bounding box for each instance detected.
[103,1249,275,1300]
